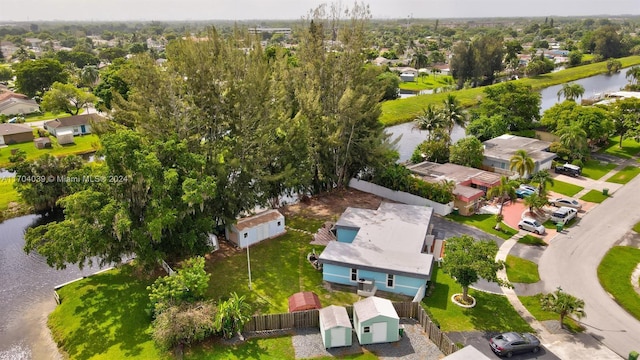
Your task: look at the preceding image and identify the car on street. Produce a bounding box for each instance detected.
[490,332,541,358]
[549,197,582,211]
[554,163,582,177]
[518,217,545,235]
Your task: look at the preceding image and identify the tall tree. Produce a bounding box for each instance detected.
[40,82,97,115]
[530,170,554,194]
[557,83,585,102]
[442,235,507,304]
[13,58,68,97]
[592,25,623,59]
[414,104,445,141]
[509,149,535,178]
[449,136,483,168]
[611,97,640,148]
[440,94,467,142]
[540,287,586,329]
[475,82,541,131]
[626,66,640,86]
[79,65,100,90]
[558,122,589,156]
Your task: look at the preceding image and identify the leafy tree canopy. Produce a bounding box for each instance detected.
[13,58,68,97]
[449,136,483,168]
[40,82,97,115]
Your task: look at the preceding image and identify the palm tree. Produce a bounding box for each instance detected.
[487,176,518,229]
[414,104,445,141]
[509,149,535,178]
[530,170,555,195]
[540,287,586,329]
[557,82,585,102]
[411,51,429,70]
[524,192,548,215]
[80,65,100,90]
[626,66,640,85]
[558,123,588,156]
[440,94,467,142]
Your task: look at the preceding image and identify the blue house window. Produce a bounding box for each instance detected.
[351,268,357,282]
[387,274,395,288]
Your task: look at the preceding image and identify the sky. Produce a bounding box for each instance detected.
[0,0,638,22]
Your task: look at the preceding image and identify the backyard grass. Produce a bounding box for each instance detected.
[423,268,532,332]
[581,159,616,180]
[445,213,517,240]
[598,246,640,321]
[24,109,83,122]
[606,166,640,184]
[48,265,169,360]
[598,136,640,159]
[505,256,540,284]
[0,178,19,212]
[547,179,584,197]
[517,234,547,246]
[580,190,609,203]
[380,55,640,126]
[398,75,454,91]
[519,295,584,333]
[0,134,100,168]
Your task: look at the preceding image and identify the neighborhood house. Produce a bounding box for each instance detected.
[225,209,286,248]
[352,296,400,345]
[44,114,103,144]
[0,92,39,116]
[318,203,442,301]
[482,134,556,176]
[0,123,34,145]
[408,161,501,216]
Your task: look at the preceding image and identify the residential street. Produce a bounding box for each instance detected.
[538,170,640,357]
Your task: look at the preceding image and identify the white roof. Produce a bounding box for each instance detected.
[353,296,398,322]
[443,345,491,360]
[319,305,351,330]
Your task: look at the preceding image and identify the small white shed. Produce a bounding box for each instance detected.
[319,305,352,349]
[353,296,399,345]
[56,129,75,145]
[225,209,286,248]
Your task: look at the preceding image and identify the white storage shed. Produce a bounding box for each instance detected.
[319,305,353,349]
[353,296,400,345]
[225,209,286,248]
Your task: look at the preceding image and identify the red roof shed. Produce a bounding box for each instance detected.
[288,291,322,313]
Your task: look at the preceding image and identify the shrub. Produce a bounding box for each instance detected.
[371,164,455,204]
[152,301,217,350]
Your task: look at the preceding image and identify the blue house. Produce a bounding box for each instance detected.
[318,203,436,301]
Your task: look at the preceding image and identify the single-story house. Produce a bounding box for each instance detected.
[288,291,321,313]
[482,134,556,176]
[408,161,501,216]
[0,123,34,145]
[34,137,52,149]
[225,209,285,248]
[353,296,399,345]
[0,96,39,116]
[318,203,437,300]
[400,72,416,82]
[443,345,491,360]
[319,305,352,348]
[44,114,104,138]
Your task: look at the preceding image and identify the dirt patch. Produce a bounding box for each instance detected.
[281,188,385,221]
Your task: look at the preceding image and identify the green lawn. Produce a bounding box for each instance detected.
[0,178,19,212]
[581,159,616,180]
[598,136,640,159]
[0,134,100,168]
[580,190,609,203]
[398,75,454,91]
[445,213,517,240]
[598,246,640,321]
[606,166,640,184]
[423,268,532,332]
[548,179,584,197]
[49,266,169,360]
[517,235,547,246]
[505,256,540,284]
[519,295,584,333]
[380,55,640,126]
[24,109,84,122]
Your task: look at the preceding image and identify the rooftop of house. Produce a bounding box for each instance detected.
[0,123,32,136]
[353,296,398,322]
[483,134,556,163]
[408,161,501,200]
[320,202,434,278]
[44,114,104,129]
[0,97,38,112]
[233,209,283,232]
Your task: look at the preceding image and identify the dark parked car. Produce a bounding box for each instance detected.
[555,163,581,177]
[490,332,541,357]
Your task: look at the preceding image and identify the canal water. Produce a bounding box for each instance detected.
[388,69,634,162]
[0,214,107,360]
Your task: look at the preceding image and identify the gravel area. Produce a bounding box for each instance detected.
[291,319,445,359]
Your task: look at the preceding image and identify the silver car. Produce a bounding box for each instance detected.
[490,332,541,357]
[549,197,582,211]
[518,217,545,235]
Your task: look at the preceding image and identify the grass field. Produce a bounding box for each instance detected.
[398,75,454,91]
[445,213,517,240]
[0,178,19,211]
[580,190,609,203]
[547,179,584,197]
[380,55,640,126]
[24,109,83,122]
[597,246,640,321]
[0,134,100,168]
[517,234,547,246]
[518,295,584,333]
[581,159,616,180]
[506,256,540,284]
[423,268,532,332]
[606,166,640,184]
[598,136,640,159]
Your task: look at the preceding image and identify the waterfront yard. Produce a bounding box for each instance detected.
[0,134,100,168]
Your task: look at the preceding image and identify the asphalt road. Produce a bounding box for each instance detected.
[538,170,640,357]
[448,331,560,360]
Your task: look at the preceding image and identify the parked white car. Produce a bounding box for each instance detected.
[549,197,582,211]
[519,184,538,194]
[550,207,577,225]
[518,217,546,235]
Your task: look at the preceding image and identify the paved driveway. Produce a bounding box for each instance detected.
[447,331,560,360]
[431,216,504,247]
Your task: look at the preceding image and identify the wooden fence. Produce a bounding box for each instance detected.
[243,301,459,356]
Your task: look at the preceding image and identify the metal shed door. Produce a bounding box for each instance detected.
[330,327,346,347]
[371,322,387,343]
